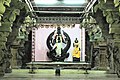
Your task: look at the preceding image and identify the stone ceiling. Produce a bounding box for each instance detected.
[25,0,97,24]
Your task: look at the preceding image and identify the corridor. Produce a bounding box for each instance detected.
[1,69,119,80]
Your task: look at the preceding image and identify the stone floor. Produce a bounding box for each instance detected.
[0,69,120,80]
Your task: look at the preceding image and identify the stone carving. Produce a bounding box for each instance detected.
[114,0,120,12]
[88,24,102,42]
[113,46,120,77]
[0,0,11,26]
[107,41,115,73]
[18,47,26,68]
[93,0,120,77]
[91,48,99,69]
[1,12,20,70]
[0,22,12,75]
[0,0,29,76]
[3,9,20,22]
[3,49,12,73]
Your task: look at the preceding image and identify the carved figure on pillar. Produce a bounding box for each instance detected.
[0,0,11,76]
[0,0,11,26]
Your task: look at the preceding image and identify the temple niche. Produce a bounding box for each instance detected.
[31,24,85,62]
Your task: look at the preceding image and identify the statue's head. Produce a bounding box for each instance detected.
[75,38,78,43]
[74,38,79,48]
[14,9,20,15]
[57,27,61,34]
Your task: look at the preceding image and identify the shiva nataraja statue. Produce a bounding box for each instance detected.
[46,27,71,61]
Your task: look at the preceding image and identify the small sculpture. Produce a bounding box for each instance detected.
[72,38,81,62]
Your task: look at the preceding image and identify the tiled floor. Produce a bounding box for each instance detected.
[0,69,120,80]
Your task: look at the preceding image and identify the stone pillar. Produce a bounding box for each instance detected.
[93,0,120,76]
[0,0,11,76]
[92,41,99,69]
[109,23,120,77]
[0,22,12,76]
[10,39,25,69]
[0,0,29,76]
[106,38,115,73]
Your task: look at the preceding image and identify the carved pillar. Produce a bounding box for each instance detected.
[0,22,12,76]
[93,0,120,75]
[92,41,99,69]
[104,4,120,74]
[106,38,115,73]
[0,0,11,77]
[109,23,120,77]
[100,0,120,76]
[11,43,20,69]
[0,0,29,76]
[82,14,106,69]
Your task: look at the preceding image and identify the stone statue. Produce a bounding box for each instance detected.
[3,9,20,22]
[0,0,11,25]
[52,27,66,56]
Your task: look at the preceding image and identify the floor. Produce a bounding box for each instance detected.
[0,69,120,80]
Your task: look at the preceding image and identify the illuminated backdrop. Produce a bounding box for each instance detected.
[32,24,85,61]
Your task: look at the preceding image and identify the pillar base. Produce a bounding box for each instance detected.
[0,67,4,77]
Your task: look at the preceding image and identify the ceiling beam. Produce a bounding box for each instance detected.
[31,11,91,14]
[32,6,86,8]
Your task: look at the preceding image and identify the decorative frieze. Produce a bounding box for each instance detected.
[37,17,82,24]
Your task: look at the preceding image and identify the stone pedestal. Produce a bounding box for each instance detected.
[98,41,108,70]
[11,48,18,68]
[0,67,4,77]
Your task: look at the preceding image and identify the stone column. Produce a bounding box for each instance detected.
[0,0,11,77]
[109,23,120,77]
[106,38,115,73]
[93,0,120,75]
[0,22,12,76]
